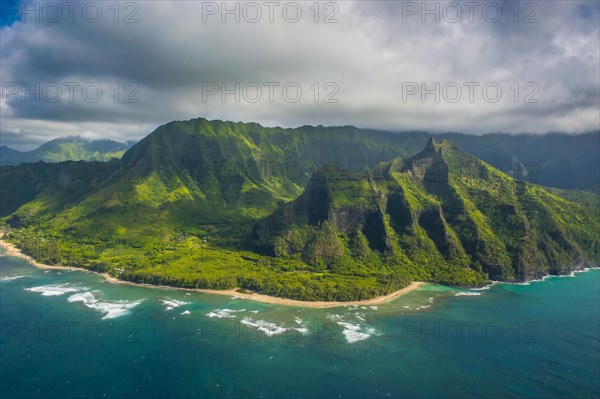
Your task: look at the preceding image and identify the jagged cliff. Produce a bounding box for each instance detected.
[250,139,600,284]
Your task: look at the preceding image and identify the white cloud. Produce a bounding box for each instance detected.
[1,0,598,147]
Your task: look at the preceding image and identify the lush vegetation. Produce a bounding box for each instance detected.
[1,118,598,300]
[6,227,411,301]
[251,139,600,284]
[4,123,598,192]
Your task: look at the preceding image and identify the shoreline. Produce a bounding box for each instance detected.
[0,238,425,308]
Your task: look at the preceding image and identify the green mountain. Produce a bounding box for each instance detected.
[3,122,598,191]
[3,119,597,221]
[1,119,434,300]
[249,138,599,285]
[1,118,598,301]
[1,118,434,222]
[1,137,134,164]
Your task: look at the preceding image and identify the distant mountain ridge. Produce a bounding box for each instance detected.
[1,136,135,163]
[3,122,597,192]
[437,131,600,193]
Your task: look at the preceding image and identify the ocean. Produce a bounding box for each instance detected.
[1,254,598,398]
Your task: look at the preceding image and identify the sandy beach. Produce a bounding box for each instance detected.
[0,236,425,308]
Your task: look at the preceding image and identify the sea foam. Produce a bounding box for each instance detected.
[327,312,378,343]
[337,321,376,344]
[205,308,246,319]
[68,291,142,319]
[26,284,86,296]
[238,316,310,337]
[471,268,599,291]
[161,299,190,310]
[293,317,311,335]
[0,275,26,282]
[240,317,289,336]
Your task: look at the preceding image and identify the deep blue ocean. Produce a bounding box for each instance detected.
[1,253,598,398]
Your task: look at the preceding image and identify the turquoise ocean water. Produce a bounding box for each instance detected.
[1,253,598,398]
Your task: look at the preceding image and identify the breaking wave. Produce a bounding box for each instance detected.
[26,284,86,296]
[454,292,482,296]
[161,298,190,310]
[0,275,26,282]
[68,291,142,319]
[206,308,246,319]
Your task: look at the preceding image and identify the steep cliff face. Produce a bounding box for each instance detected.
[399,137,448,183]
[250,139,600,285]
[248,163,392,264]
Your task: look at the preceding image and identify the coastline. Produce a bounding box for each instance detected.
[0,238,425,308]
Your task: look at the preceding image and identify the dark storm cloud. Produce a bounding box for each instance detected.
[1,0,598,146]
[0,130,48,149]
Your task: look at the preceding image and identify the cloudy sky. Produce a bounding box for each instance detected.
[1,0,598,149]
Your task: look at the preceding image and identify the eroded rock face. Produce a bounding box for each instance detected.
[328,207,366,233]
[403,140,449,184]
[418,207,453,257]
[249,138,599,285]
[361,208,393,252]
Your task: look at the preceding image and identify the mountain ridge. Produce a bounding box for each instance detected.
[1,136,134,164]
[3,118,598,191]
[250,138,599,286]
[1,118,598,300]
[246,140,598,283]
